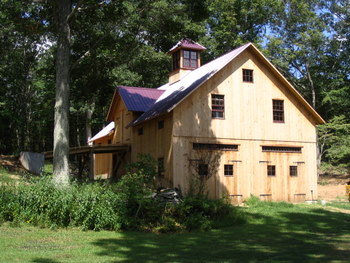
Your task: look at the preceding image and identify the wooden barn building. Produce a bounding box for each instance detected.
[90,39,325,203]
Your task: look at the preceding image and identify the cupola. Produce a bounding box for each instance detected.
[167,39,206,84]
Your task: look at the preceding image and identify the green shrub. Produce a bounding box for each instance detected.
[0,156,246,232]
[71,183,123,231]
[0,183,19,223]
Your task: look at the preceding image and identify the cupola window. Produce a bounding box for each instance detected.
[172,51,180,70]
[183,50,198,68]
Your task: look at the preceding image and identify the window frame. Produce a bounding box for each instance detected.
[273,99,284,123]
[183,50,198,68]
[193,143,238,151]
[211,94,225,119]
[158,120,164,129]
[198,163,209,177]
[267,165,276,176]
[290,166,298,177]
[224,164,234,177]
[262,146,302,153]
[242,69,254,83]
[172,50,180,70]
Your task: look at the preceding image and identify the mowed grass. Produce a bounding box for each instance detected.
[1,202,350,263]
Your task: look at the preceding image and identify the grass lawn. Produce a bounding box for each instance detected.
[1,202,350,263]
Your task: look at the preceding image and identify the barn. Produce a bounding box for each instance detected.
[90,39,325,202]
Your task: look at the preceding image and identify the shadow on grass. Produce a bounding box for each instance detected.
[32,258,61,263]
[91,207,350,262]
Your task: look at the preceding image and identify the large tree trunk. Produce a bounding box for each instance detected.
[53,0,71,186]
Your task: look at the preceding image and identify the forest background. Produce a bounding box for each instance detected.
[0,0,349,176]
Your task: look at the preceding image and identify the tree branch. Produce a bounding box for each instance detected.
[67,0,84,22]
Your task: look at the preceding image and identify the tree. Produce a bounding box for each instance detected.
[52,0,72,185]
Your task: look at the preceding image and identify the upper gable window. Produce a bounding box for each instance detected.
[211,94,225,119]
[183,50,198,68]
[243,69,253,82]
[273,100,284,123]
[172,51,180,70]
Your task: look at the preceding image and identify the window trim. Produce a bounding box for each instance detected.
[224,164,234,177]
[242,69,254,83]
[273,99,284,123]
[211,94,225,119]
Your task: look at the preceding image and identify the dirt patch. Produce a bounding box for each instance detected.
[318,174,350,201]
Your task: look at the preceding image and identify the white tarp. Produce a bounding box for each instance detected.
[19,151,44,175]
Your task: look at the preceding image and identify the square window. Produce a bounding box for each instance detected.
[243,69,254,82]
[158,120,164,129]
[290,166,298,176]
[267,165,276,176]
[198,163,208,177]
[212,94,224,119]
[224,164,234,176]
[273,100,284,123]
[138,127,143,135]
[183,50,198,68]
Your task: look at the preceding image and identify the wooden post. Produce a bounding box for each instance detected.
[89,149,95,181]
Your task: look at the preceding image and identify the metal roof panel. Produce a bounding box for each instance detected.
[118,86,164,112]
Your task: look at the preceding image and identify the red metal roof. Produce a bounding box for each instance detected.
[168,39,206,53]
[118,86,164,112]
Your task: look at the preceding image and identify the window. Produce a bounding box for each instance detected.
[211,94,225,119]
[243,69,253,82]
[290,166,298,177]
[198,163,208,177]
[158,120,164,129]
[158,158,165,177]
[183,50,198,68]
[138,127,143,135]
[273,100,284,122]
[172,51,180,70]
[267,165,276,176]
[193,143,238,151]
[262,146,302,153]
[224,164,234,176]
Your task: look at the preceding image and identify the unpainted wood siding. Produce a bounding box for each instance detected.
[112,96,134,145]
[172,50,318,202]
[132,113,174,187]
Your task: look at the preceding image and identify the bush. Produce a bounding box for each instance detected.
[0,155,246,232]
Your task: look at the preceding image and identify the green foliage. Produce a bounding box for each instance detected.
[125,153,158,187]
[0,169,244,232]
[318,116,350,171]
